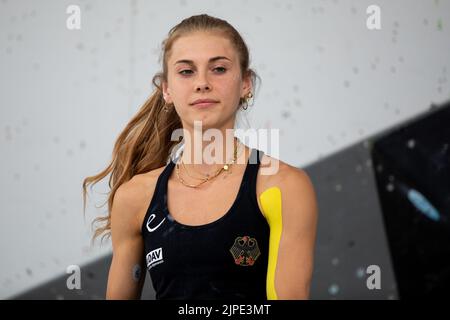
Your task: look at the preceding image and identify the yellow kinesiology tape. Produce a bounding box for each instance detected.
[259,186,282,300]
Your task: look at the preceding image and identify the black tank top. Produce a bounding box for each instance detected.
[140,148,270,300]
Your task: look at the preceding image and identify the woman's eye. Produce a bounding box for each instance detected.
[179,69,193,75]
[214,67,226,73]
[179,67,226,76]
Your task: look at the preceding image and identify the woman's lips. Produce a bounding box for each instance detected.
[192,101,218,108]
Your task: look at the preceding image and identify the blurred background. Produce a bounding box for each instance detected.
[1,0,449,300]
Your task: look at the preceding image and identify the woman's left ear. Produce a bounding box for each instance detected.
[162,82,172,103]
[241,72,252,95]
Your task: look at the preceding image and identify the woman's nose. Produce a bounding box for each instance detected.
[195,71,211,92]
[196,83,210,92]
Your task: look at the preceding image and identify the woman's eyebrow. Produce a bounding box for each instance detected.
[174,56,231,66]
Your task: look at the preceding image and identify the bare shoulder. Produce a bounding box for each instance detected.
[256,153,316,208]
[255,153,318,235]
[132,165,167,190]
[258,153,312,188]
[113,165,167,230]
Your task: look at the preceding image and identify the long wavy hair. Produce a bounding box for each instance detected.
[82,14,260,244]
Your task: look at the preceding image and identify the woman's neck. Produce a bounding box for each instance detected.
[179,130,246,176]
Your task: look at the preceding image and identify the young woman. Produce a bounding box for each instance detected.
[83,14,318,300]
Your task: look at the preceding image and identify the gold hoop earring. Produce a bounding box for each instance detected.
[241,100,248,110]
[246,92,253,105]
[164,103,172,112]
[240,92,253,110]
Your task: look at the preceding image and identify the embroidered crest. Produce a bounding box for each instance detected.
[229,236,261,266]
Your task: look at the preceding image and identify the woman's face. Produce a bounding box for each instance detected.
[162,31,251,131]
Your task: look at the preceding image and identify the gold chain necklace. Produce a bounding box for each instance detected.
[180,141,240,180]
[175,139,239,188]
[181,157,213,180]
